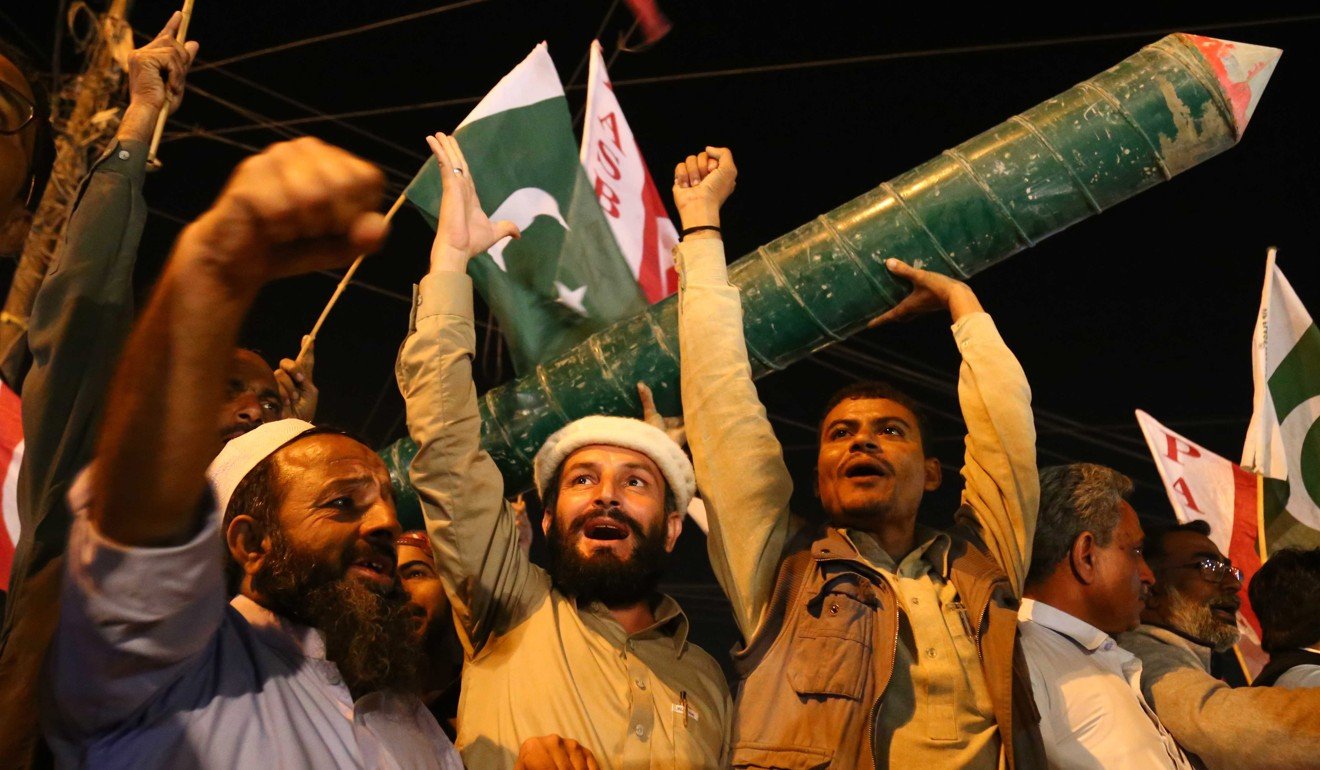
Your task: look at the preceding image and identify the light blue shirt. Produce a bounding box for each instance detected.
[45,499,463,769]
[1018,599,1191,770]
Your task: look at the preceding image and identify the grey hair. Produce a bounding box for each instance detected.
[1026,463,1134,586]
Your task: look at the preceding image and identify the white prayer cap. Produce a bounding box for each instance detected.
[532,415,695,515]
[208,419,316,514]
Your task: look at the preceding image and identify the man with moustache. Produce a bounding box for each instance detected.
[396,530,464,736]
[677,145,1044,768]
[1018,464,1192,769]
[0,20,318,765]
[1117,521,1320,769]
[397,132,731,769]
[42,135,466,768]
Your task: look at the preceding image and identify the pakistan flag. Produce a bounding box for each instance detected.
[404,43,645,374]
[1242,250,1320,553]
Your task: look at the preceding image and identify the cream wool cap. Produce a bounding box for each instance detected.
[533,415,695,514]
[208,418,316,514]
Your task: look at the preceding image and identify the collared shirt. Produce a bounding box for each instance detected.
[1275,647,1320,689]
[46,502,463,770]
[1018,599,1192,769]
[676,237,1040,768]
[453,583,730,770]
[0,138,153,766]
[396,270,732,770]
[845,527,1001,770]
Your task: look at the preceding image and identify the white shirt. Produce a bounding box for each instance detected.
[1275,647,1320,689]
[1017,599,1192,770]
[46,497,464,770]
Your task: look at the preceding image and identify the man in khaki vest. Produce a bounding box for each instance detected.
[676,146,1045,768]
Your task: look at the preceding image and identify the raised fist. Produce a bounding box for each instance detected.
[187,137,389,291]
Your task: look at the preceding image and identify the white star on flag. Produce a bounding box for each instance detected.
[555,282,588,316]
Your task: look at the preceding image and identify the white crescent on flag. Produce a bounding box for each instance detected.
[486,187,570,271]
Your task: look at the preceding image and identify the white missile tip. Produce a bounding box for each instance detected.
[1184,35,1282,138]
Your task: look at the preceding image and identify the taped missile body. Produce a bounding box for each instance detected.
[383,34,1280,523]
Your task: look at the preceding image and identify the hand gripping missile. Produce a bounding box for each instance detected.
[382,34,1280,526]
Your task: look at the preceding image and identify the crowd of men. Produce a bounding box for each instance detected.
[1,14,1319,770]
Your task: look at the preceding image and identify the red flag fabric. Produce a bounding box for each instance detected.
[580,40,679,303]
[0,382,24,591]
[1136,409,1267,676]
[622,0,672,47]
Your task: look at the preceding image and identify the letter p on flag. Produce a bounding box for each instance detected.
[1136,409,1267,676]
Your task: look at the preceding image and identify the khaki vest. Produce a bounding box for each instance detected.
[729,520,1046,770]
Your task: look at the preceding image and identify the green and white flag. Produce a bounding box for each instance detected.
[404,43,645,374]
[1242,248,1320,552]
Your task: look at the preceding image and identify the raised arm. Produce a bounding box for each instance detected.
[675,147,794,640]
[396,132,536,655]
[49,138,385,736]
[8,11,198,571]
[874,260,1036,595]
[95,137,387,544]
[0,23,200,751]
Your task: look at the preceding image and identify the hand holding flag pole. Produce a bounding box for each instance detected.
[145,0,196,170]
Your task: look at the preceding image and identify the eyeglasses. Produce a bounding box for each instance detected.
[1173,558,1243,584]
[0,79,36,135]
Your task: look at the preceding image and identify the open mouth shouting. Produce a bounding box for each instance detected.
[841,455,893,482]
[582,515,632,543]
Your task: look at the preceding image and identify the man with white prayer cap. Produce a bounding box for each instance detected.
[395,132,731,770]
[41,137,465,769]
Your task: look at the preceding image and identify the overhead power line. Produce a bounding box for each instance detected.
[193,0,495,71]
[197,12,1320,137]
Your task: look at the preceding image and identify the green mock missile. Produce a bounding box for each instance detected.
[383,34,1280,526]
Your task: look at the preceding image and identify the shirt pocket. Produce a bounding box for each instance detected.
[731,742,833,769]
[785,573,877,700]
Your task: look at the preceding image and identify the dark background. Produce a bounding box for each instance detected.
[4,1,1318,672]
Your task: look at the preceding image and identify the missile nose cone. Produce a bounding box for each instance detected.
[1182,34,1282,139]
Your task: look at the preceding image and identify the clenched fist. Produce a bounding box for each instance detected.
[184,137,389,293]
[118,11,200,143]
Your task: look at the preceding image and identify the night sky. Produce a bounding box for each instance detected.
[5,2,1319,670]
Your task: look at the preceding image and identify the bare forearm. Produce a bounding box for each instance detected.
[93,232,254,546]
[117,103,162,146]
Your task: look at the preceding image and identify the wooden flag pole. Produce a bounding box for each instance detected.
[145,0,196,170]
[296,191,409,365]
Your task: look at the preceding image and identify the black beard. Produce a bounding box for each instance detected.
[546,506,667,607]
[252,531,422,697]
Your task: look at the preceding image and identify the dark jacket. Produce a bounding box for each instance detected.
[0,139,148,767]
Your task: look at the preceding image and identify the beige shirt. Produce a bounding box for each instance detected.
[845,528,1001,769]
[396,271,732,770]
[677,237,1037,768]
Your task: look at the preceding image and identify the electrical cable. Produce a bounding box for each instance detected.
[192,0,495,71]
[197,12,1320,135]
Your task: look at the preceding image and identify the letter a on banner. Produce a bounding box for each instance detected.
[1135,409,1268,677]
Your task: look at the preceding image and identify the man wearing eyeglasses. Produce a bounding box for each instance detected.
[0,40,53,262]
[1118,519,1320,769]
[0,14,199,767]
